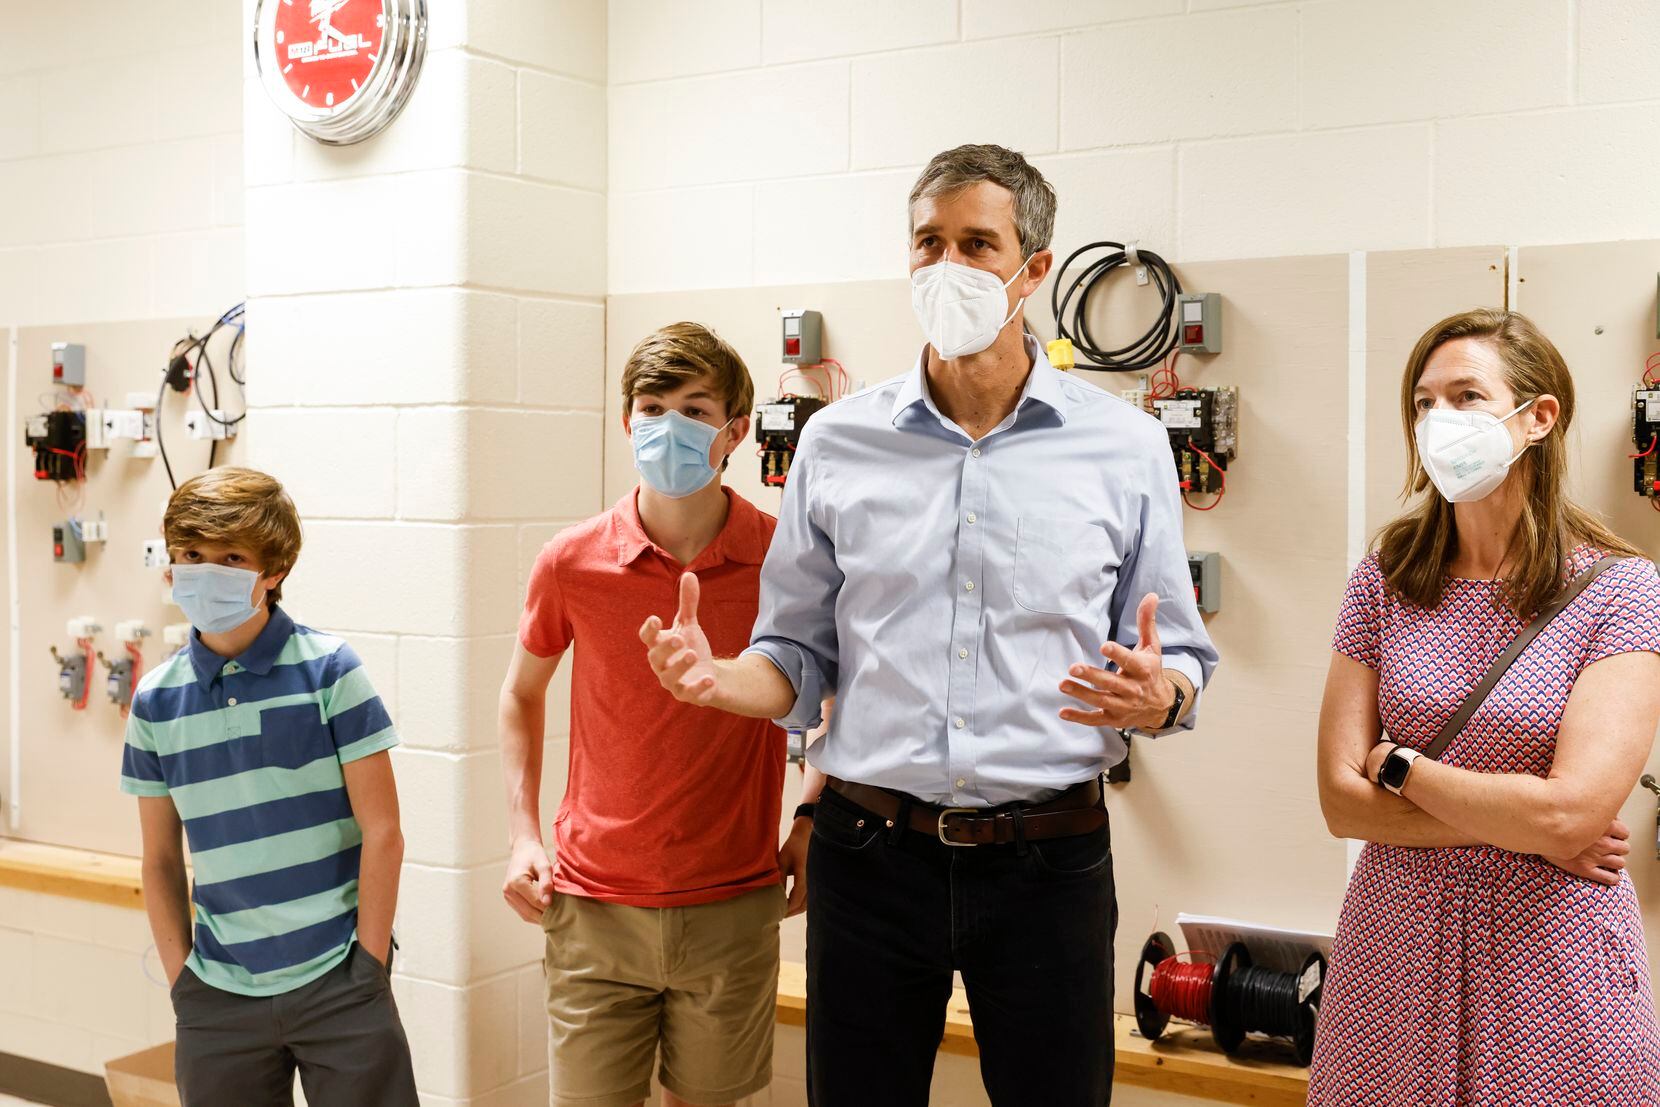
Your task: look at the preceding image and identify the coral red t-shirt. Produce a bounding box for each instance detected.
[518,487,785,907]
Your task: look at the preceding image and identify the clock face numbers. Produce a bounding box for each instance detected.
[254,0,427,145]
[272,0,384,113]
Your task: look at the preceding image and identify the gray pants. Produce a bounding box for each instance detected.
[171,943,418,1107]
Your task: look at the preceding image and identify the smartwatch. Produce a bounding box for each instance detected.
[1377,746,1422,795]
[793,802,817,821]
[1156,680,1186,731]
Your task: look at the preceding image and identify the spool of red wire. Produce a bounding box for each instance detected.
[1148,956,1216,1024]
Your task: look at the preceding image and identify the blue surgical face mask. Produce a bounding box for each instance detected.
[631,410,733,498]
[170,563,264,634]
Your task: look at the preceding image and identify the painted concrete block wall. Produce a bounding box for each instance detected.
[0,0,245,326]
[241,1,607,1102]
[608,0,1660,296]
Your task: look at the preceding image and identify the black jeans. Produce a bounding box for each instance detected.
[806,785,1117,1107]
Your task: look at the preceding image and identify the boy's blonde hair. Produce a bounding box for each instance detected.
[620,322,756,420]
[163,468,303,605]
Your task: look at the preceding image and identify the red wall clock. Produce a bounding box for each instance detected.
[254,0,427,145]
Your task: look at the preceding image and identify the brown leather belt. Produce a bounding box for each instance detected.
[826,776,1106,847]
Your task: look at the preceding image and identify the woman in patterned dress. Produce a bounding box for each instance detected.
[1310,309,1660,1106]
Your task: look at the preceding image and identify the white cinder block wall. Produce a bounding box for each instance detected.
[0,0,245,325]
[607,0,1660,295]
[241,1,606,1104]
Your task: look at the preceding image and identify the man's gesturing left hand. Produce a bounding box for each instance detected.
[1059,592,1176,730]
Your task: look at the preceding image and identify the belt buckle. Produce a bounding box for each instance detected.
[936,807,977,847]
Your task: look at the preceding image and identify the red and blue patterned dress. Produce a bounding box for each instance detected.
[1309,547,1660,1106]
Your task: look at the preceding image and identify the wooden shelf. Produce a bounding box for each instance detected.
[0,838,146,910]
[777,962,1309,1107]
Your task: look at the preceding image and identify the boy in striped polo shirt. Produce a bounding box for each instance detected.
[119,468,416,1107]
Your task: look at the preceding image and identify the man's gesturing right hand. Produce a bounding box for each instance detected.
[640,571,721,706]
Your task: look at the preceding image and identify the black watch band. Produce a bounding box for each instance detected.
[794,802,817,821]
[1157,681,1186,730]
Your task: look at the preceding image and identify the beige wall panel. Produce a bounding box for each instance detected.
[1513,238,1660,987]
[608,256,1355,1011]
[1363,247,1506,536]
[10,318,247,854]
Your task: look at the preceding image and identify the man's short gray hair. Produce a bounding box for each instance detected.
[907,144,1057,256]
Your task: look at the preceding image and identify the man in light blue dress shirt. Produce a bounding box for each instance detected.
[642,145,1219,1106]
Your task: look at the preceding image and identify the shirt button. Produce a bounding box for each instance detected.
[958,648,969,659]
[964,581,974,592]
[227,697,238,706]
[955,778,967,788]
[971,448,982,458]
[966,512,977,524]
[954,718,965,729]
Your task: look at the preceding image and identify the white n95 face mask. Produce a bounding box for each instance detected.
[1415,399,1534,504]
[911,255,1033,359]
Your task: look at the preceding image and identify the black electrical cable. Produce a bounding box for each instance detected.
[158,303,247,487]
[1050,241,1183,372]
[1224,964,1303,1040]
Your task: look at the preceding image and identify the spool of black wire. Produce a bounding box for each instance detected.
[1217,947,1327,1066]
[1049,240,1183,373]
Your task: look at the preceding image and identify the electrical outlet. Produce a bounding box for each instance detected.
[143,539,169,569]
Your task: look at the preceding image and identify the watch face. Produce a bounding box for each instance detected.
[1379,750,1410,790]
[271,0,384,113]
[254,0,427,145]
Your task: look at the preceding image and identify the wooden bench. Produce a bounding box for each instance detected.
[1,840,1311,1106]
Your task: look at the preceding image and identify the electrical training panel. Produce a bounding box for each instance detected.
[1633,386,1660,500]
[756,396,825,488]
[1152,387,1239,496]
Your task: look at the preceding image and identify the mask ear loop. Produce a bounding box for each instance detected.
[997,254,1036,331]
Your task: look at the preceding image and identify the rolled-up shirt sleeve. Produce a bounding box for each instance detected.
[744,425,844,729]
[1111,438,1220,734]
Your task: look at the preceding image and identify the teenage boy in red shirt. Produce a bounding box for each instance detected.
[499,322,822,1107]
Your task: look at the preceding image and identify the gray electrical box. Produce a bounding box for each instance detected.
[103,655,134,708]
[1176,293,1222,354]
[1188,550,1221,614]
[781,309,823,365]
[51,342,86,387]
[53,649,87,703]
[53,521,85,564]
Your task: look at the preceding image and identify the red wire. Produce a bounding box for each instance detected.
[124,641,144,718]
[73,638,93,710]
[1630,437,1656,460]
[1182,438,1227,511]
[1150,350,1183,401]
[1645,352,1660,386]
[1149,956,1216,1025]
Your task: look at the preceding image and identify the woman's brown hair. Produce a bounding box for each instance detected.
[1375,308,1642,618]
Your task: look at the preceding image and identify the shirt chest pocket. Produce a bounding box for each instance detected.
[253,702,335,771]
[1012,516,1114,616]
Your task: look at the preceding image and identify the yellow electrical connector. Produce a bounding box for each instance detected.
[1046,338,1075,372]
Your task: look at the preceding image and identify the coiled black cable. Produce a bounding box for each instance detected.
[1224,963,1302,1040]
[1050,240,1182,372]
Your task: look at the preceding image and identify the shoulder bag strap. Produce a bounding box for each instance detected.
[1420,555,1624,761]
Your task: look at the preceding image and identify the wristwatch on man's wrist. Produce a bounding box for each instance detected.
[1155,680,1185,731]
[1377,746,1422,795]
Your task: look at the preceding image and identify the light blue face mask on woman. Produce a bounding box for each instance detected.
[630,410,732,498]
[170,563,264,634]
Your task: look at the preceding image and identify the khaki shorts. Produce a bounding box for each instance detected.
[542,884,785,1107]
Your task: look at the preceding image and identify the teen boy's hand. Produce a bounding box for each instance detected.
[641,572,720,706]
[503,837,556,923]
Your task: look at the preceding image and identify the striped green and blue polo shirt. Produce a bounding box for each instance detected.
[118,605,398,997]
